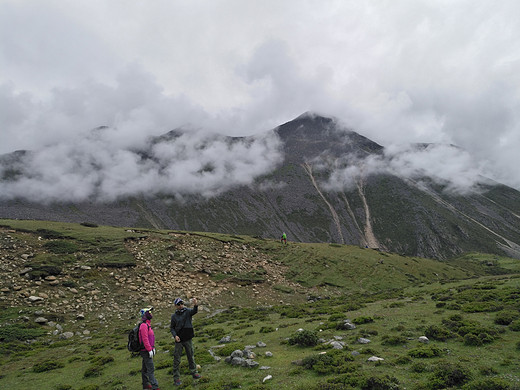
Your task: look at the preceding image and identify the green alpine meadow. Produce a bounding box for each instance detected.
[1,219,519,389]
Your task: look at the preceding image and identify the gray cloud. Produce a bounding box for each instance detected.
[0,128,283,203]
[1,1,519,191]
[319,142,486,195]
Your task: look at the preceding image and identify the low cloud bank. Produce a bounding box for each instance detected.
[318,142,486,195]
[0,128,283,203]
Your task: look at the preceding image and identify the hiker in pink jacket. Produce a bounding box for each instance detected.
[139,307,160,390]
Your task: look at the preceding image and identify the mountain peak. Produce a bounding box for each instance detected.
[274,112,383,163]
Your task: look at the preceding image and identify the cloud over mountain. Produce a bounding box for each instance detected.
[0,127,283,203]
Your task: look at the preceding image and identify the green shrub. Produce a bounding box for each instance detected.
[424,325,453,341]
[352,316,374,325]
[328,313,345,322]
[381,335,407,346]
[44,240,78,254]
[478,366,498,376]
[411,362,428,373]
[288,329,319,347]
[214,342,244,357]
[197,378,242,389]
[80,222,98,228]
[77,386,100,390]
[461,302,503,313]
[302,350,355,375]
[27,254,73,279]
[428,362,471,389]
[89,355,114,365]
[275,306,312,318]
[394,355,411,365]
[62,280,77,288]
[462,378,512,390]
[325,373,362,388]
[200,327,226,340]
[464,333,482,346]
[259,326,275,333]
[0,324,46,342]
[360,375,400,390]
[83,365,103,378]
[33,360,64,373]
[408,346,442,358]
[36,229,66,239]
[55,385,73,390]
[83,355,114,378]
[494,310,519,325]
[509,320,520,331]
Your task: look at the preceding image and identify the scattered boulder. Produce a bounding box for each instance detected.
[337,320,356,330]
[231,350,244,358]
[34,317,48,324]
[330,341,345,350]
[418,336,429,344]
[28,296,44,302]
[358,337,371,344]
[230,357,245,366]
[367,356,384,362]
[60,332,74,339]
[219,335,232,344]
[224,348,262,368]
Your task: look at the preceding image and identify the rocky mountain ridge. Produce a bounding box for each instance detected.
[1,113,520,260]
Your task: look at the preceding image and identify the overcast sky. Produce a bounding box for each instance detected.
[1,0,520,200]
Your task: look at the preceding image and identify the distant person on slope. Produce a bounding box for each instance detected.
[170,297,201,386]
[138,307,160,390]
[281,232,287,245]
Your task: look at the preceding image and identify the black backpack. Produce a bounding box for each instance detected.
[127,321,148,352]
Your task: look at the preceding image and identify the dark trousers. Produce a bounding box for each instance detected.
[173,339,197,380]
[140,351,159,389]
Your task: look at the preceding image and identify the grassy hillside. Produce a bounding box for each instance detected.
[1,219,519,389]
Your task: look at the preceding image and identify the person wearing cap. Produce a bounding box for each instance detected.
[139,307,160,390]
[170,297,201,386]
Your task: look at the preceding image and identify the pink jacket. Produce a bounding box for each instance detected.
[138,319,155,352]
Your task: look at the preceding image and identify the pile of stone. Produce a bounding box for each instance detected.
[223,342,272,369]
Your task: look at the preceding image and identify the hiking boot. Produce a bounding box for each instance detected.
[174,379,182,386]
[143,385,152,389]
[193,373,202,379]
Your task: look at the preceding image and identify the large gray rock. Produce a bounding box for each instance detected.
[231,350,244,358]
[244,359,259,368]
[219,335,232,344]
[231,357,245,366]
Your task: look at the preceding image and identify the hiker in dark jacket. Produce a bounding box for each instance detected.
[170,297,201,386]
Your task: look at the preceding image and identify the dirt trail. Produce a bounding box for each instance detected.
[303,163,345,244]
[356,176,380,248]
[340,192,366,246]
